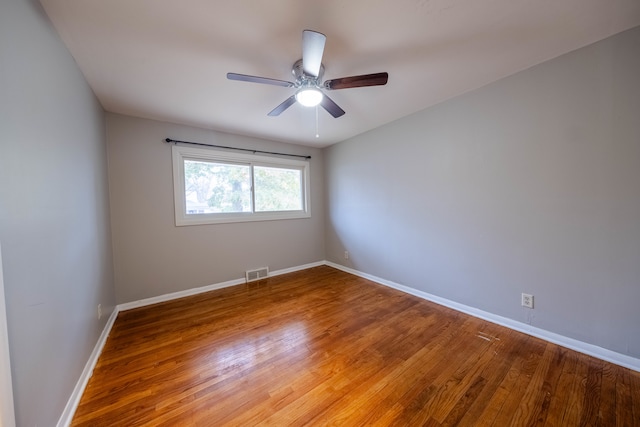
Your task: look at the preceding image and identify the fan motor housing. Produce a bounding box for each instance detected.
[292,59,324,85]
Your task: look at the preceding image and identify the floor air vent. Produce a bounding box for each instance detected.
[246,267,269,283]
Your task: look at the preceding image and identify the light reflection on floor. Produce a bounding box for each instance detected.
[210,321,310,376]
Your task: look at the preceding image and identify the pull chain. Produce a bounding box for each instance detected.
[315,105,320,139]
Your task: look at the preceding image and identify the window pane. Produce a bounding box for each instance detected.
[254,166,303,212]
[174,145,310,225]
[184,160,251,214]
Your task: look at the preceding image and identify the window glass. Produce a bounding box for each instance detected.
[254,166,302,212]
[173,145,310,225]
[184,160,251,214]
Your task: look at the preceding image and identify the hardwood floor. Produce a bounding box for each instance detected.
[72,266,640,426]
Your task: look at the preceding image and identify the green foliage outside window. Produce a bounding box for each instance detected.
[254,166,302,212]
[184,160,302,214]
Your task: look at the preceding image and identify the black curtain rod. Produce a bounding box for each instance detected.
[164,138,311,160]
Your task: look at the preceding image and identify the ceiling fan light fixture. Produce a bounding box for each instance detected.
[227,31,388,118]
[295,88,323,107]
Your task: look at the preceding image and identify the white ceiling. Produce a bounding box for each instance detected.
[40,0,640,147]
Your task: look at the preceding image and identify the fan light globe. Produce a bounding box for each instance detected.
[296,88,323,107]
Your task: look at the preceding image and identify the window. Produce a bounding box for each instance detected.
[172,145,310,225]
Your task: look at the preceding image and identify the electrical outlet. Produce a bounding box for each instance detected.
[98,304,102,320]
[344,251,349,260]
[521,293,534,309]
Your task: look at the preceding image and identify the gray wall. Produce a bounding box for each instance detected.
[0,1,116,426]
[325,26,640,358]
[107,114,325,304]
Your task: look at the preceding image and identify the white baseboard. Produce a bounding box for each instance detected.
[269,261,326,277]
[118,261,326,312]
[325,261,640,373]
[57,307,119,427]
[117,277,246,312]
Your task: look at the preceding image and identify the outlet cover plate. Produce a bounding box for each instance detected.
[521,293,534,309]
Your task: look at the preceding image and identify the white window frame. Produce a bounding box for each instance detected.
[172,145,311,226]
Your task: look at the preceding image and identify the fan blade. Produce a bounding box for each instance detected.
[268,95,297,116]
[323,72,388,90]
[320,94,345,118]
[302,30,326,77]
[227,73,294,88]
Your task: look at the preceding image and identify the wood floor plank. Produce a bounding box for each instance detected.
[628,369,640,427]
[544,348,578,427]
[431,324,505,423]
[451,329,520,426]
[71,266,640,426]
[487,337,548,426]
[599,362,618,426]
[580,357,605,426]
[320,316,470,426]
[358,317,485,425]
[508,343,556,425]
[560,354,591,426]
[471,334,533,426]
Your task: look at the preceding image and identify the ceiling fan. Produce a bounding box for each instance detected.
[227,30,389,118]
